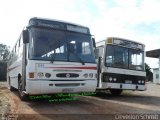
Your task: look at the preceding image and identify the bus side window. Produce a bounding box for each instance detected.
[8,54,12,66]
[19,36,23,57]
[19,38,21,47]
[16,41,19,56]
[13,47,16,62]
[10,51,13,65]
[15,44,16,53]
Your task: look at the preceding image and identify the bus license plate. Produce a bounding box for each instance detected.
[125,80,132,84]
[62,88,74,93]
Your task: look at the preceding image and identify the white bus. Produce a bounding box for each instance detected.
[7,17,97,100]
[96,37,146,95]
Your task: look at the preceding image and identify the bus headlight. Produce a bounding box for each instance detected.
[89,73,93,78]
[109,77,112,81]
[141,81,144,84]
[103,76,108,82]
[45,73,51,78]
[83,74,88,78]
[138,80,141,84]
[113,78,117,82]
[29,72,34,78]
[37,72,44,78]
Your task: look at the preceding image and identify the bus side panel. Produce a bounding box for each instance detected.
[8,58,22,89]
[7,36,24,90]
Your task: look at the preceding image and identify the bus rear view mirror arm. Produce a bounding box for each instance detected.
[92,37,96,48]
[23,30,29,43]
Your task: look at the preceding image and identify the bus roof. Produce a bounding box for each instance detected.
[29,17,88,28]
[28,17,90,34]
[96,37,145,50]
[97,37,145,46]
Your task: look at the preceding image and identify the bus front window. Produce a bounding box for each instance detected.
[129,50,144,70]
[67,32,95,63]
[106,45,128,69]
[29,27,67,61]
[106,45,144,70]
[29,27,95,63]
[114,46,128,68]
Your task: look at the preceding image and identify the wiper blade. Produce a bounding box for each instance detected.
[74,53,85,65]
[68,51,85,65]
[49,53,56,63]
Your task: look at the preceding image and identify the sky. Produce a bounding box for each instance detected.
[0,0,160,68]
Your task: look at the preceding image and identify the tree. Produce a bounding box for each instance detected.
[0,43,10,61]
[145,63,153,81]
[0,61,7,81]
[0,44,10,81]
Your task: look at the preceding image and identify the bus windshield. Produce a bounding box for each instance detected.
[105,45,144,70]
[29,27,95,63]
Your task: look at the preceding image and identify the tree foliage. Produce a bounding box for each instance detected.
[0,44,10,81]
[145,63,153,81]
[0,61,7,81]
[0,43,10,61]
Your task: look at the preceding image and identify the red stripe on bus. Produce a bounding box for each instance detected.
[46,66,97,70]
[8,65,19,72]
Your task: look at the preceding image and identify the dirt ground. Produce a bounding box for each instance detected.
[0,81,160,120]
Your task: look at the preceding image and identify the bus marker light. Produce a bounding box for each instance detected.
[107,38,113,44]
[89,73,93,78]
[45,73,51,78]
[37,72,44,77]
[49,84,53,86]
[81,83,85,86]
[29,72,34,78]
[109,77,112,81]
[83,74,88,78]
[113,78,117,82]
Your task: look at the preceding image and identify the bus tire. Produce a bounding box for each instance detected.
[18,79,28,101]
[9,86,16,91]
[110,89,122,96]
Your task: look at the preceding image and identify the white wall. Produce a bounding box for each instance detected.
[153,68,160,83]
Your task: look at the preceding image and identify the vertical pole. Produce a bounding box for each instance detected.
[97,57,102,88]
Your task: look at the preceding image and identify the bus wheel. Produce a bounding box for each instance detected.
[9,85,16,91]
[18,80,28,101]
[109,89,122,96]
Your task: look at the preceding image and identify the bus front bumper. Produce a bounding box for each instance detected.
[101,82,147,91]
[26,79,97,95]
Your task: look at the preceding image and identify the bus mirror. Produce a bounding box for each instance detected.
[23,30,29,43]
[92,38,96,48]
